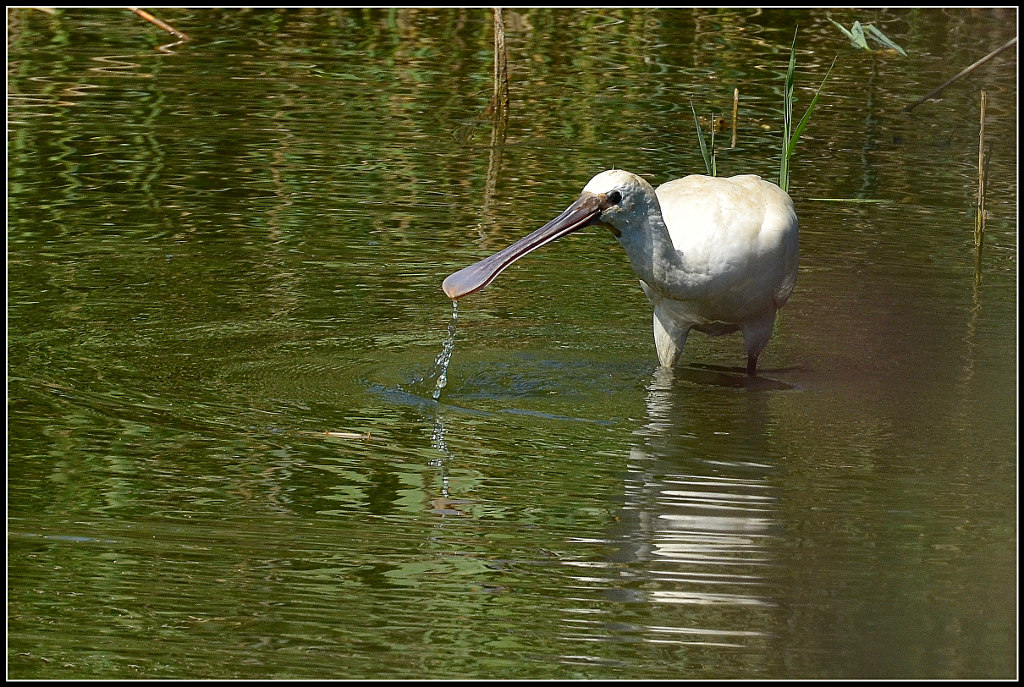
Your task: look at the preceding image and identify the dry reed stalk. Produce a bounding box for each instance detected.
[975,90,987,248]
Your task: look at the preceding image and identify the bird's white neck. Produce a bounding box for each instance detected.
[613,202,708,300]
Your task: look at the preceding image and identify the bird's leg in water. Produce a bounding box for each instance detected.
[746,355,758,376]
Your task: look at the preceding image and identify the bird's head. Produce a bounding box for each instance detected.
[441,169,657,300]
[580,169,659,241]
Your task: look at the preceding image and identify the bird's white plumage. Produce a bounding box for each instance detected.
[582,170,798,371]
[442,168,798,373]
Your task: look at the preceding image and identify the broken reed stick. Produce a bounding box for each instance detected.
[731,88,739,148]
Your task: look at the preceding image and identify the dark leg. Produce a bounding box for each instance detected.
[741,315,773,378]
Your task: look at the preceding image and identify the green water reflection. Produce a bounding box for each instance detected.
[7,7,1017,679]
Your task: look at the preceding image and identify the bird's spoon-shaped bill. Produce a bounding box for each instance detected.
[441,193,606,300]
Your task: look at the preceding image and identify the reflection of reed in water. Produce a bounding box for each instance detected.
[602,367,778,647]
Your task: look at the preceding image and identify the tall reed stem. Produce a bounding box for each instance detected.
[975,90,987,249]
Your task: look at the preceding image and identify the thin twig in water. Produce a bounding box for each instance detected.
[903,37,1015,112]
[128,7,190,41]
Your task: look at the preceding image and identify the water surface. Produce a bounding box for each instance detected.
[7,7,1017,679]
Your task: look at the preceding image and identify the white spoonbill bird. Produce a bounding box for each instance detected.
[442,170,798,375]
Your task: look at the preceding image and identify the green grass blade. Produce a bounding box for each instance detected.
[690,101,713,176]
[710,114,717,177]
[865,23,907,55]
[785,56,836,158]
[827,16,854,41]
[849,21,870,50]
[808,197,889,203]
[780,28,798,191]
[784,32,797,141]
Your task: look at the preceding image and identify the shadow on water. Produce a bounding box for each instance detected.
[680,363,803,392]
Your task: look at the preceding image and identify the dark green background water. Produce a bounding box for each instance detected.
[7,7,1017,679]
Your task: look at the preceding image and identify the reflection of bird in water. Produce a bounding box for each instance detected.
[604,367,778,645]
[443,170,798,375]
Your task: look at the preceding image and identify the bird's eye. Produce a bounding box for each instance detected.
[607,190,622,204]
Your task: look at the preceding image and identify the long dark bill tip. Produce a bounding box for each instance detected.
[441,194,603,300]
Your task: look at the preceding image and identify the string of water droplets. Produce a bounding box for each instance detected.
[431,300,458,399]
[429,301,460,515]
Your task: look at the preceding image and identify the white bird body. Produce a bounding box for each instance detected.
[443,169,798,374]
